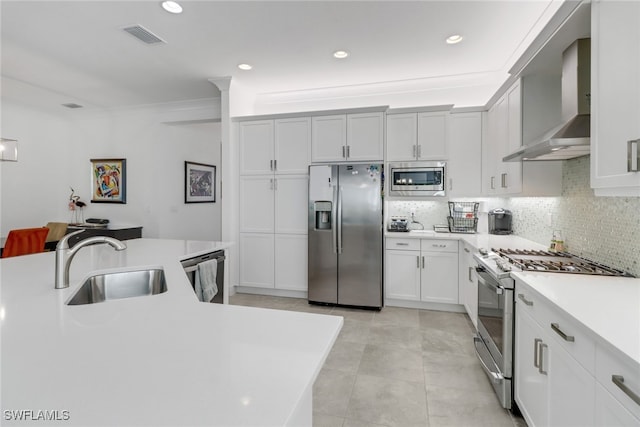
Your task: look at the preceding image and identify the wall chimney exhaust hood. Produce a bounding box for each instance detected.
[504,38,591,162]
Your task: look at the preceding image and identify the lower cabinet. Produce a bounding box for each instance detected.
[385,238,458,305]
[239,233,307,291]
[458,241,477,328]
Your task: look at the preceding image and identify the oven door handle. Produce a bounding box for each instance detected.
[476,269,505,295]
[473,336,504,384]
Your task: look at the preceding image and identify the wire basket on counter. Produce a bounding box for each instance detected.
[447,202,479,233]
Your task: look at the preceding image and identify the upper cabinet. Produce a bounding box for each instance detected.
[591,0,640,196]
[483,78,563,197]
[448,112,482,196]
[311,111,384,162]
[483,80,523,195]
[240,117,310,175]
[386,111,448,161]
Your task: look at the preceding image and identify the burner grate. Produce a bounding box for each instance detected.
[491,248,633,277]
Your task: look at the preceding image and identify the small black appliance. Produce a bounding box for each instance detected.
[488,209,513,235]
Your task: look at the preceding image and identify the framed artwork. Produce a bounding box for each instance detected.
[185,161,215,203]
[90,158,126,204]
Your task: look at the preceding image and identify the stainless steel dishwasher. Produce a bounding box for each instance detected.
[181,250,225,303]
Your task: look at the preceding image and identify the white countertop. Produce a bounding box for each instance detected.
[385,230,547,251]
[0,239,343,426]
[512,271,640,366]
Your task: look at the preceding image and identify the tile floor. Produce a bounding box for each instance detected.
[230,293,526,427]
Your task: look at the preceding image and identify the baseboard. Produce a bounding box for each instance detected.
[234,286,308,299]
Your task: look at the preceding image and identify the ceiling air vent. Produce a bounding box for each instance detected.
[122,25,166,45]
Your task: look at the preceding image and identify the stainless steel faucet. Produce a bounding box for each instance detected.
[55,230,127,289]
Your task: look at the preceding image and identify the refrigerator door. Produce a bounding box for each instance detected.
[308,165,338,304]
[337,164,383,308]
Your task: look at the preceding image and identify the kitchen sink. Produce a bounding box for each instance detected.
[66,268,167,305]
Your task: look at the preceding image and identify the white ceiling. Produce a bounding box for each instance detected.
[1,0,569,111]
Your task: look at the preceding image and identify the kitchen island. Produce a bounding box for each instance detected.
[0,239,343,426]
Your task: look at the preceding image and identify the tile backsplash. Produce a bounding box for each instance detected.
[388,156,640,276]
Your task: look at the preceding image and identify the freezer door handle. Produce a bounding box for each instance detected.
[337,185,343,254]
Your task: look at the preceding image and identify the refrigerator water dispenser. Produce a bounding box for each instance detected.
[314,201,332,230]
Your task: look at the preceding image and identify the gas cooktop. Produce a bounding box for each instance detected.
[492,248,633,277]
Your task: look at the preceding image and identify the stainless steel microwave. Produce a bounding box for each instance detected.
[388,161,446,196]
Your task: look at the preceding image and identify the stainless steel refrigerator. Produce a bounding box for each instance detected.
[308,163,383,309]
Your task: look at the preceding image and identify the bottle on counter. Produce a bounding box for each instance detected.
[550,230,565,252]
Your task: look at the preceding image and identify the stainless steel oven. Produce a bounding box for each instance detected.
[473,253,515,410]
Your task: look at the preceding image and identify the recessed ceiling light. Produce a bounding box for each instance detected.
[446,34,463,44]
[161,1,183,14]
[238,63,253,71]
[333,50,349,59]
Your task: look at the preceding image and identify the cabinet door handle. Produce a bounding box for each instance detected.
[274,178,278,191]
[490,176,495,190]
[417,145,422,159]
[464,247,470,253]
[342,146,346,159]
[612,375,640,406]
[270,160,274,171]
[550,323,575,342]
[501,173,507,188]
[346,145,350,159]
[533,338,542,368]
[413,145,417,158]
[273,159,277,171]
[416,256,420,269]
[468,266,473,282]
[629,139,640,172]
[518,293,534,306]
[422,256,425,269]
[270,178,274,190]
[538,343,548,375]
[432,244,446,248]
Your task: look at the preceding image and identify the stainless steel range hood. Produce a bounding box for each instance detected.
[504,38,591,162]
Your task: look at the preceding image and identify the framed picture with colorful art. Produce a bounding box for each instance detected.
[90,158,126,204]
[185,161,215,203]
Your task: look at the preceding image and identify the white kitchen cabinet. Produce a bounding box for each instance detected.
[240,175,307,234]
[274,117,312,174]
[458,241,477,328]
[483,81,523,195]
[239,120,274,175]
[591,0,640,196]
[420,245,458,304]
[311,115,346,162]
[417,112,448,160]
[274,234,308,291]
[240,117,310,175]
[595,384,640,427]
[385,249,421,301]
[386,111,448,161]
[595,340,640,422]
[515,280,596,427]
[240,233,308,292]
[448,112,482,196]
[239,174,308,292]
[239,233,275,288]
[312,112,384,162]
[385,238,458,305]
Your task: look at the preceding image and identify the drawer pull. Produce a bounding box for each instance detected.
[396,243,409,246]
[628,139,639,172]
[612,375,640,406]
[550,323,575,342]
[518,293,534,306]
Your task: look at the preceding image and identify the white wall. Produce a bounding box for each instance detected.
[1,82,222,241]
